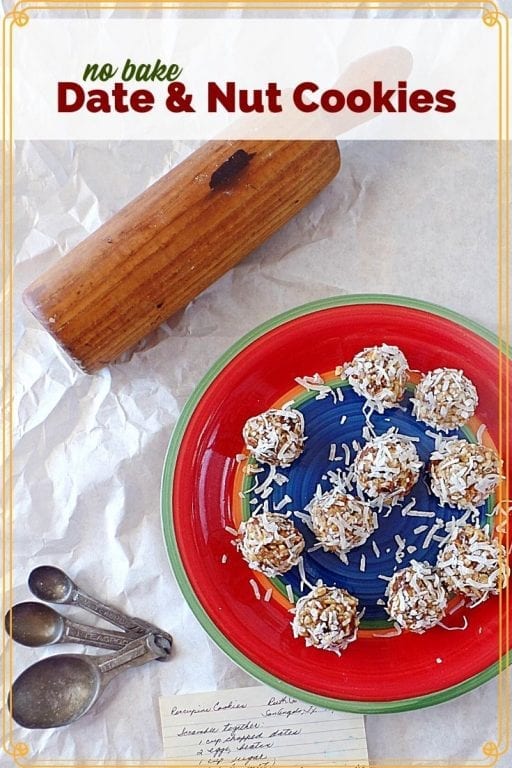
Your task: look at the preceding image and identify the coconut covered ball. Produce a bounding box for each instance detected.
[385,560,448,633]
[437,524,509,605]
[353,429,423,506]
[292,584,360,654]
[430,439,503,510]
[242,408,305,467]
[412,368,478,432]
[309,489,376,555]
[341,344,409,413]
[236,512,305,577]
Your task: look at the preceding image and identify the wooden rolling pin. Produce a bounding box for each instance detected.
[23,140,341,372]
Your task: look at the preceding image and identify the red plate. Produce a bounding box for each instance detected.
[161,295,511,712]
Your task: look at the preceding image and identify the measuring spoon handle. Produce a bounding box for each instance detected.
[71,593,173,658]
[95,634,166,685]
[74,587,152,636]
[64,618,130,650]
[71,588,159,637]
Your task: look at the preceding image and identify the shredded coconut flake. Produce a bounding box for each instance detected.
[476,424,487,444]
[404,510,435,518]
[413,524,429,535]
[372,626,402,638]
[422,520,445,550]
[401,498,417,517]
[438,616,468,631]
[295,373,332,401]
[273,494,292,511]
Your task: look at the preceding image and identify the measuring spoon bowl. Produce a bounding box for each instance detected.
[11,654,100,729]
[6,602,64,646]
[5,603,130,650]
[9,634,166,729]
[28,566,74,604]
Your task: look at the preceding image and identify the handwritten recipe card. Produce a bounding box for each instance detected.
[159,686,369,766]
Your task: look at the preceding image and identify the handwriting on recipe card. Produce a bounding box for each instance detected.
[159,686,369,766]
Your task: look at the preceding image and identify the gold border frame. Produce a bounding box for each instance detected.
[1,3,510,767]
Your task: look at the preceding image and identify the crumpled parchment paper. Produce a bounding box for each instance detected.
[9,138,507,763]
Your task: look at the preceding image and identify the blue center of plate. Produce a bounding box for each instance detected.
[241,382,492,628]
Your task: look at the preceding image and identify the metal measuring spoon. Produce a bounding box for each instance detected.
[28,566,172,645]
[9,632,171,729]
[5,602,130,651]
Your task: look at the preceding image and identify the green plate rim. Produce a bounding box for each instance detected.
[161,293,511,714]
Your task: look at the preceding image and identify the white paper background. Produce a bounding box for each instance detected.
[7,138,509,764]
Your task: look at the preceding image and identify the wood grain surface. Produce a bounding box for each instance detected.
[23,140,341,372]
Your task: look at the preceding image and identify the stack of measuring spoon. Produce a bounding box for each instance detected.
[5,565,173,729]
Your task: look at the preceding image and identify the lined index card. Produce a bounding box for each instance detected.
[159,685,369,766]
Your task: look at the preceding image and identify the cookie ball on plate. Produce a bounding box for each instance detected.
[242,408,305,467]
[411,368,478,432]
[353,429,423,507]
[429,439,503,510]
[437,524,509,605]
[292,584,360,654]
[341,343,409,413]
[385,560,448,633]
[236,512,305,577]
[309,489,376,555]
